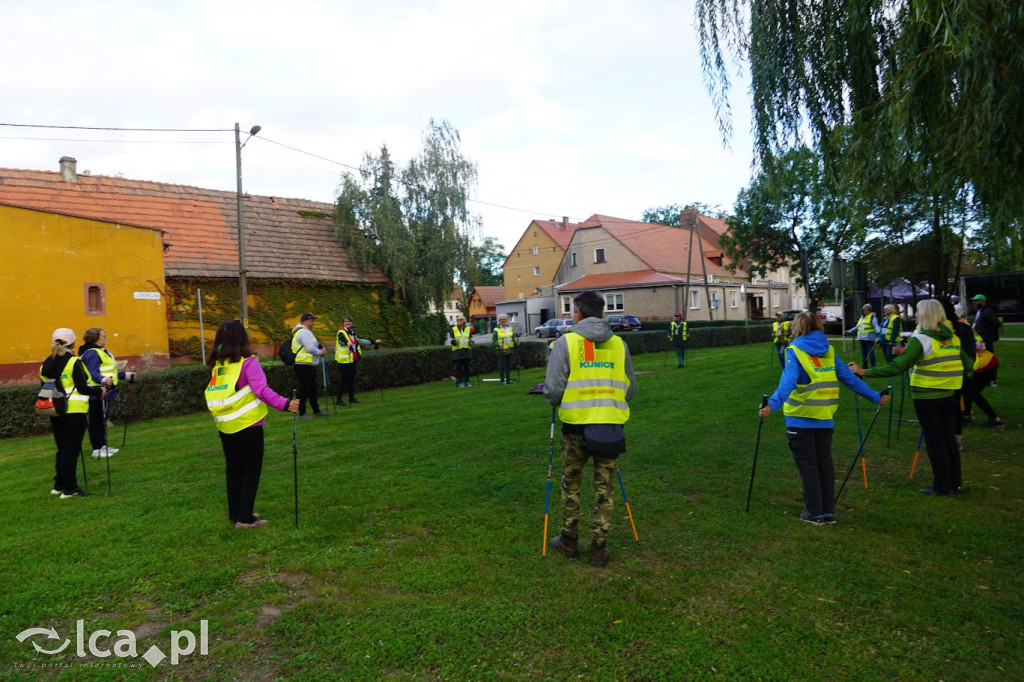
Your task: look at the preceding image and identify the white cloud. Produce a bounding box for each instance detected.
[1,0,754,251]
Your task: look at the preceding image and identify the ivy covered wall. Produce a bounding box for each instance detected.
[165,278,447,358]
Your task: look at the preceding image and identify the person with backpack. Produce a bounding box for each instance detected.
[78,327,136,459]
[206,320,299,528]
[40,328,106,498]
[335,315,381,405]
[290,313,327,419]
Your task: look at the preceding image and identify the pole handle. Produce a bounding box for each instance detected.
[760,394,769,409]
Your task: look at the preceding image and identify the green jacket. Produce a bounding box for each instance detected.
[864,322,971,399]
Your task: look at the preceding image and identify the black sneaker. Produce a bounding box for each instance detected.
[59,488,89,499]
[917,487,951,496]
[799,512,825,525]
[820,513,837,525]
[980,419,1005,428]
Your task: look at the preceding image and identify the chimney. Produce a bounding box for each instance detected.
[562,216,569,230]
[59,156,78,182]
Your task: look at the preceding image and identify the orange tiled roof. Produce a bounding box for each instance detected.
[576,214,744,280]
[533,218,580,250]
[557,270,697,291]
[471,285,505,308]
[0,168,387,284]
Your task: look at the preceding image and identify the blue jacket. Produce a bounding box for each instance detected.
[767,330,882,429]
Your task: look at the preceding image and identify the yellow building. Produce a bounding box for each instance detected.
[0,202,168,384]
[501,217,580,301]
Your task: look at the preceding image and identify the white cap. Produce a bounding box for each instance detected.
[51,328,76,346]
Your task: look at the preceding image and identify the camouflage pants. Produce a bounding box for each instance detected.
[559,432,617,547]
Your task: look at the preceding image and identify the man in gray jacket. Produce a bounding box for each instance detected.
[544,291,636,567]
[291,313,326,418]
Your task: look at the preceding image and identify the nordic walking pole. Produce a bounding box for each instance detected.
[746,395,770,513]
[120,381,134,449]
[320,355,335,415]
[854,394,868,489]
[909,429,925,479]
[79,447,89,488]
[886,371,896,447]
[102,400,111,494]
[291,389,299,529]
[835,386,891,505]
[375,342,384,402]
[542,407,555,556]
[616,469,640,543]
[896,370,907,440]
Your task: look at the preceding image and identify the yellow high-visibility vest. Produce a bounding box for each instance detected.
[882,314,901,342]
[773,320,791,345]
[336,328,357,364]
[205,357,268,434]
[859,313,877,335]
[557,332,630,425]
[783,346,840,419]
[292,330,313,365]
[84,347,119,387]
[670,320,688,341]
[910,334,963,390]
[495,326,515,351]
[45,357,89,414]
[451,326,472,350]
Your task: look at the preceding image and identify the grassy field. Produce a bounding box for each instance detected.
[1,340,1022,680]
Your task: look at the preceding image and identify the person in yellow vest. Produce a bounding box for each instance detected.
[772,311,791,369]
[335,315,381,405]
[669,312,688,367]
[450,315,475,387]
[851,299,972,495]
[492,314,517,384]
[206,321,299,528]
[291,313,327,418]
[40,328,106,498]
[544,290,636,567]
[879,304,903,363]
[847,304,881,368]
[760,313,887,524]
[963,348,1004,428]
[79,327,136,458]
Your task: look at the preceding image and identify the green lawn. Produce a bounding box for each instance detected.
[2,341,1022,680]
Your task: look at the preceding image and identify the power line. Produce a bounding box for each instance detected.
[0,122,231,132]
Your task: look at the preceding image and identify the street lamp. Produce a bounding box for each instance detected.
[741,284,748,326]
[235,122,261,328]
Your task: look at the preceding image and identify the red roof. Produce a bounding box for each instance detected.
[471,286,505,308]
[576,214,743,279]
[0,167,387,284]
[533,218,581,250]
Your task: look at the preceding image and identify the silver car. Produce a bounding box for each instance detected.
[534,318,574,338]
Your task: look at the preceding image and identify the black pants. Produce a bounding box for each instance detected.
[785,427,835,516]
[87,398,110,450]
[453,357,471,384]
[914,395,961,492]
[859,340,877,368]
[50,413,87,492]
[294,364,320,416]
[219,425,264,524]
[337,362,357,402]
[964,368,998,421]
[498,353,513,382]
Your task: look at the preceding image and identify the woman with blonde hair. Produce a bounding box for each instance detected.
[760,312,887,524]
[851,299,972,495]
[40,328,106,498]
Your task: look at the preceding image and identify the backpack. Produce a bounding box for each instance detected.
[35,376,68,417]
[278,332,299,366]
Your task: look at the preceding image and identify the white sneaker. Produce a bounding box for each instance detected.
[105,446,120,455]
[92,447,117,458]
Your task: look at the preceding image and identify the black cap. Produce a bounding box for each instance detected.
[300,313,316,322]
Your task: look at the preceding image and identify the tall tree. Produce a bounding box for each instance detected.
[696,0,1024,229]
[720,146,833,306]
[334,120,480,316]
[462,236,506,289]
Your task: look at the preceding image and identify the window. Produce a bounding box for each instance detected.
[710,292,720,310]
[730,291,738,308]
[533,266,540,276]
[690,290,700,309]
[84,282,106,316]
[532,245,539,255]
[605,293,624,312]
[594,248,606,264]
[571,252,578,267]
[509,313,518,323]
[772,292,780,308]
[561,296,572,314]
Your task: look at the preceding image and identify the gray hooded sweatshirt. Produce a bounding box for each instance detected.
[543,316,637,411]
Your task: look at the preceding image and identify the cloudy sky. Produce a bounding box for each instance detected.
[1,0,754,251]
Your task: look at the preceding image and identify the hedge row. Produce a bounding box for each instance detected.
[0,326,769,439]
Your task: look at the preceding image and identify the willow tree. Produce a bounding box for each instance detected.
[696,0,1024,231]
[335,120,480,316]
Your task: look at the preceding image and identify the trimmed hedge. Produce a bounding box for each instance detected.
[0,325,767,439]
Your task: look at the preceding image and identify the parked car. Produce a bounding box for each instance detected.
[534,318,574,338]
[606,315,642,332]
